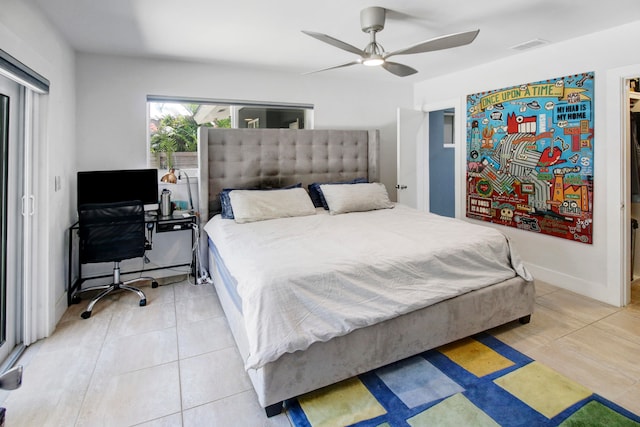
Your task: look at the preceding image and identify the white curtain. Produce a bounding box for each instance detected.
[23,88,49,345]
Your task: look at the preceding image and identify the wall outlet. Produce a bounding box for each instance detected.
[54,176,61,192]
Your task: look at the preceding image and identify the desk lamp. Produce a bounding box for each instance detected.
[160,168,178,184]
[163,169,210,284]
[178,170,194,211]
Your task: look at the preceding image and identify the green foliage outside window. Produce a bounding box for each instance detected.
[150,103,216,169]
[215,117,231,128]
[149,101,306,168]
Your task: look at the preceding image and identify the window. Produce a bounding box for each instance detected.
[443,109,455,147]
[147,97,314,170]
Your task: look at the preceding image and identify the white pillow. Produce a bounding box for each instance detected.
[320,182,394,215]
[229,187,316,223]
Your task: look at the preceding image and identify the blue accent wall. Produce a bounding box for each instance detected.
[429,110,455,217]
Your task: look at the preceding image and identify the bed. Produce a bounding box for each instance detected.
[197,128,535,417]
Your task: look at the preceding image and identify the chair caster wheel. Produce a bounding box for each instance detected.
[140,299,146,307]
[151,281,159,288]
[71,294,81,304]
[81,311,91,319]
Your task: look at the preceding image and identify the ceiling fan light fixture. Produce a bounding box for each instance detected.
[301,6,480,77]
[363,55,384,66]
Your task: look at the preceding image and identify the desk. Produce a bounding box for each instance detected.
[67,211,196,306]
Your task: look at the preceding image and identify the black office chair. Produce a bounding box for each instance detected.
[77,200,157,319]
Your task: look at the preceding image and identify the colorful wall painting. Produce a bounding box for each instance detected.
[466,72,594,244]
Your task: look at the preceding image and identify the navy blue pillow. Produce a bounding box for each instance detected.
[219,189,236,219]
[308,177,368,209]
[219,183,302,219]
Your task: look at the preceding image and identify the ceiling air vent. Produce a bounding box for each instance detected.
[511,39,549,51]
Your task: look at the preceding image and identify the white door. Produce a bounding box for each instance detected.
[396,108,426,209]
[0,74,23,364]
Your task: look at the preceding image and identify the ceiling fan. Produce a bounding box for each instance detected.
[302,7,479,77]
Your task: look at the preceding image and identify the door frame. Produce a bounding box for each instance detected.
[0,74,23,366]
[605,64,640,307]
[396,108,426,209]
[0,50,49,362]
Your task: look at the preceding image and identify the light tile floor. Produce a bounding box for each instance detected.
[0,278,638,426]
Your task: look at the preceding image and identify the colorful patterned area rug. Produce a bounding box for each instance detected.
[287,334,640,427]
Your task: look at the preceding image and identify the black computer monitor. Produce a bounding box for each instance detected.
[77,168,159,211]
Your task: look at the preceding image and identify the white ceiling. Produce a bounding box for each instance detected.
[29,0,640,83]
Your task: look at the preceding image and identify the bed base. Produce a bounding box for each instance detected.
[208,248,535,418]
[262,314,532,417]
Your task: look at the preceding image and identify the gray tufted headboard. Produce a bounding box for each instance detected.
[197,128,380,222]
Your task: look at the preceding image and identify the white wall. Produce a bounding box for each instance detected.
[75,53,413,198]
[0,1,76,333]
[414,21,640,306]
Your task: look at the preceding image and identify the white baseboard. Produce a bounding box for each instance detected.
[525,262,622,307]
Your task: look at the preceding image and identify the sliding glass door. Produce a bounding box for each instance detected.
[0,74,23,364]
[0,94,7,351]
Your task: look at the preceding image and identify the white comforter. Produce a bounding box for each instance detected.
[205,204,531,370]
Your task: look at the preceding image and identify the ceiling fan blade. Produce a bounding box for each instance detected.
[302,60,361,75]
[381,61,418,77]
[385,29,480,59]
[301,30,365,56]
